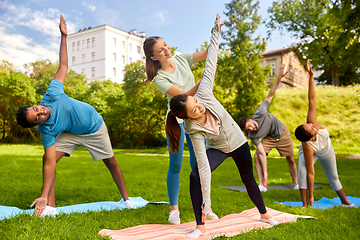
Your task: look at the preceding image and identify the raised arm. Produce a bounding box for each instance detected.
[265,63,287,103]
[193,49,208,63]
[53,15,68,84]
[306,60,317,124]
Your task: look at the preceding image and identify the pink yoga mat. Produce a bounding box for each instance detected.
[98,207,313,239]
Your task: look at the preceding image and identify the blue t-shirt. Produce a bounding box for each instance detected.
[38,80,103,149]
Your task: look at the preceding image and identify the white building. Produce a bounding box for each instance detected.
[67,25,146,83]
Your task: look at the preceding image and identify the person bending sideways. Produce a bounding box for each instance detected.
[294,60,354,208]
[238,64,298,192]
[16,15,135,216]
[166,14,279,239]
[143,13,218,224]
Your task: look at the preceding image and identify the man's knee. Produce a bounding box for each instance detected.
[286,156,295,164]
[103,156,119,170]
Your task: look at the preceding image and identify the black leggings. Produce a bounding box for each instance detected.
[190,142,267,225]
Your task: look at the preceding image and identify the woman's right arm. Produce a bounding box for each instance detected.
[303,142,316,206]
[190,132,212,215]
[306,60,318,125]
[165,81,201,97]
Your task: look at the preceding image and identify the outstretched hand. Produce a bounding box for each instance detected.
[30,197,48,216]
[306,59,313,75]
[212,13,224,33]
[59,15,67,36]
[278,63,288,78]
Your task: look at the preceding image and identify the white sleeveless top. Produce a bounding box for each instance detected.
[306,127,331,155]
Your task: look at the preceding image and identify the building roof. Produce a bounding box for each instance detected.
[260,47,293,56]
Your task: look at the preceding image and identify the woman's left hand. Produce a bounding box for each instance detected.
[212,13,224,33]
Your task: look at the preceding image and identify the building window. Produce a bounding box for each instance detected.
[92,37,95,47]
[87,38,90,48]
[77,41,80,50]
[295,69,298,82]
[91,52,95,62]
[137,45,141,54]
[129,43,132,52]
[82,40,85,49]
[129,57,132,63]
[72,42,76,51]
[113,38,116,46]
[122,55,125,64]
[289,66,293,80]
[269,63,276,76]
[92,67,95,77]
[300,71,303,84]
[113,67,116,76]
[122,41,125,50]
[81,69,85,75]
[82,54,85,63]
[113,52,116,61]
[72,56,76,65]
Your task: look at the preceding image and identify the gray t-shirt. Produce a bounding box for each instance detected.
[248,100,285,146]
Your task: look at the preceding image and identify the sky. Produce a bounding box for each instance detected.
[0,0,295,71]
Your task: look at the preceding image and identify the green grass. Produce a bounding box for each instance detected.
[0,144,360,239]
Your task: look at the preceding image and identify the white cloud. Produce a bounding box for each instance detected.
[0,2,79,72]
[82,0,96,12]
[0,24,58,71]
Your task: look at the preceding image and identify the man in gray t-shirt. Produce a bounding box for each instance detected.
[239,64,298,192]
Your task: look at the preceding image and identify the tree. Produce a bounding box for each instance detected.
[218,0,270,119]
[109,62,167,148]
[267,0,360,86]
[0,61,38,141]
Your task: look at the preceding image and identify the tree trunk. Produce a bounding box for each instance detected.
[331,67,340,86]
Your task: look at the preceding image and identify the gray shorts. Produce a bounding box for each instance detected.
[55,122,114,161]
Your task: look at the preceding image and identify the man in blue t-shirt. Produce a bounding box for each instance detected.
[16,15,135,216]
[239,64,298,192]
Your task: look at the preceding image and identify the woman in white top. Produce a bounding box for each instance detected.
[143,18,218,224]
[166,14,278,239]
[294,60,353,207]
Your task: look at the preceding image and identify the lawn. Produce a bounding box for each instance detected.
[0,144,359,239]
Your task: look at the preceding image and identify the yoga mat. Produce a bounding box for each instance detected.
[220,182,323,192]
[0,197,167,221]
[277,196,360,209]
[98,207,314,240]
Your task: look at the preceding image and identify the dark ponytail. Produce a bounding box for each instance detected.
[165,94,189,153]
[143,36,161,81]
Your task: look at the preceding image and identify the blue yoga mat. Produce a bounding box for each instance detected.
[0,197,168,221]
[276,196,360,209]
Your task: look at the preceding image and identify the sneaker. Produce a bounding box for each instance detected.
[259,184,267,192]
[260,217,279,225]
[293,184,299,190]
[168,210,180,225]
[186,229,207,238]
[124,200,137,209]
[41,206,57,217]
[341,203,357,208]
[208,210,219,220]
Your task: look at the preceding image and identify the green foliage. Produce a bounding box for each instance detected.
[267,0,360,86]
[0,61,38,141]
[218,0,270,119]
[0,144,359,239]
[108,62,167,148]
